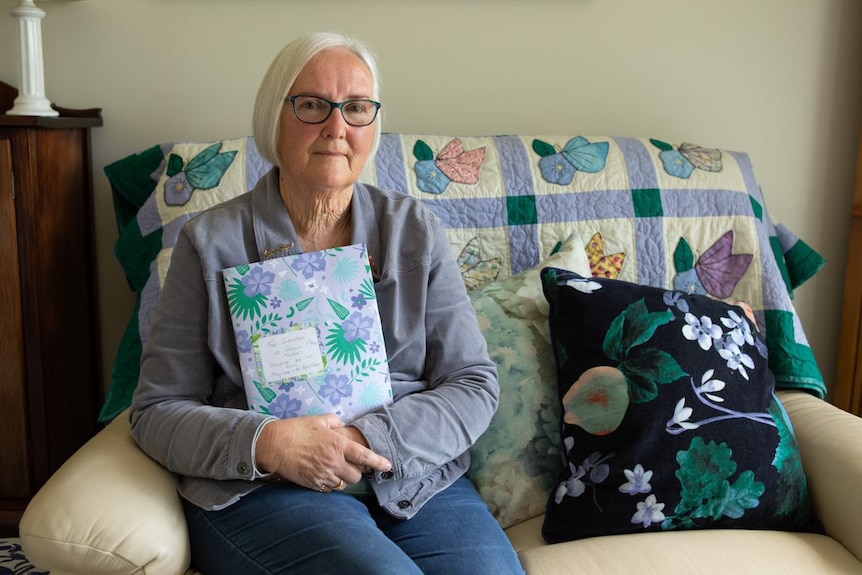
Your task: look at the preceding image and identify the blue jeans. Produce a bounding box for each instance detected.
[183,476,525,575]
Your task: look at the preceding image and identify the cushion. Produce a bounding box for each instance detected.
[539,267,820,543]
[101,134,825,422]
[0,539,47,574]
[467,233,590,528]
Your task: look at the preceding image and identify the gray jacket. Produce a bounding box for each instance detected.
[129,169,499,519]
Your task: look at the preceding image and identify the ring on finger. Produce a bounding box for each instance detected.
[334,479,346,492]
[319,482,327,492]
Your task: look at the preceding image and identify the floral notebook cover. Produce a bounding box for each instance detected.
[222,243,392,422]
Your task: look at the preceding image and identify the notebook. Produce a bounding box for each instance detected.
[222,243,392,422]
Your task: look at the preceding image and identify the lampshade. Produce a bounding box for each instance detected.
[7,0,81,117]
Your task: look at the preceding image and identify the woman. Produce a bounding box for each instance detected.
[130,31,525,574]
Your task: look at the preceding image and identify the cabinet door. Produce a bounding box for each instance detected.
[836,123,862,416]
[0,136,30,499]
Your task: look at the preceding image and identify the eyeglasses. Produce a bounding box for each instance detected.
[287,95,381,127]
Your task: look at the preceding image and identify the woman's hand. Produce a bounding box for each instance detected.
[255,414,391,492]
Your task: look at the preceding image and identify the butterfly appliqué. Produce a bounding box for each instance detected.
[586,232,625,279]
[456,237,501,290]
[163,141,238,206]
[414,138,486,194]
[533,136,609,185]
[651,139,723,179]
[673,231,753,299]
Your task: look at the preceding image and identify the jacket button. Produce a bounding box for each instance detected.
[237,462,251,475]
[398,500,411,509]
[362,468,375,478]
[381,471,394,479]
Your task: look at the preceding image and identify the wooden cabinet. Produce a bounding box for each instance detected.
[0,83,102,531]
[836,122,862,416]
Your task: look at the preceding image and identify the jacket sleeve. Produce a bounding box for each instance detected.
[129,228,273,482]
[352,212,499,480]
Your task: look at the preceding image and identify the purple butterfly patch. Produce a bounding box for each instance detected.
[673,231,753,299]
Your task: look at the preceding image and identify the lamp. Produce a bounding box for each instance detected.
[7,0,66,116]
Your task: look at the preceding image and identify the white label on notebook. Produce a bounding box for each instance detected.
[257,326,325,382]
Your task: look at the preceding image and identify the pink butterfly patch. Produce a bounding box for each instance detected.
[435,138,486,184]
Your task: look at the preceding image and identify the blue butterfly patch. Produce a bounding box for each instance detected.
[533,136,609,185]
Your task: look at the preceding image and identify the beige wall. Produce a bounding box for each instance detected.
[1,0,860,399]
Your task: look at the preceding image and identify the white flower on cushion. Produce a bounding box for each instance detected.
[697,369,726,403]
[619,464,653,495]
[563,277,602,293]
[631,494,666,528]
[718,342,755,380]
[667,397,699,432]
[721,309,754,346]
[682,313,723,351]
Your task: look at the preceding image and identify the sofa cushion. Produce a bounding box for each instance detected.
[505,516,861,575]
[467,233,590,528]
[539,267,819,543]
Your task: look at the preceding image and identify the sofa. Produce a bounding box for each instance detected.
[15,134,862,574]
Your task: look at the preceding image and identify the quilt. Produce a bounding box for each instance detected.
[101,134,826,423]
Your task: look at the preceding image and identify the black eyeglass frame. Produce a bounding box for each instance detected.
[286,95,382,127]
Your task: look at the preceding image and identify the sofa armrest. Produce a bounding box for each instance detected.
[18,409,192,575]
[778,390,862,562]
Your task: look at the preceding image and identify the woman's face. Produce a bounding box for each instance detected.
[277,47,376,194]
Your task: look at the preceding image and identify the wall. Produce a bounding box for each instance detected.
[1,0,860,400]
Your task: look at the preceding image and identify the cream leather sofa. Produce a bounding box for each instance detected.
[17,133,862,574]
[16,391,862,574]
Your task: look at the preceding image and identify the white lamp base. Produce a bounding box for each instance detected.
[7,0,58,117]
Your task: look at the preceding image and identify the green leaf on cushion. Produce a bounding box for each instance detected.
[620,347,687,404]
[605,299,674,357]
[769,398,812,521]
[721,470,765,520]
[672,437,764,525]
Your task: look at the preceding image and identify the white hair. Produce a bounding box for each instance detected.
[252,32,382,168]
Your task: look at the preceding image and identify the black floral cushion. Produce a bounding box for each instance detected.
[539,267,821,543]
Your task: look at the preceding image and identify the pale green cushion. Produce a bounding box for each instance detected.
[467,234,591,528]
